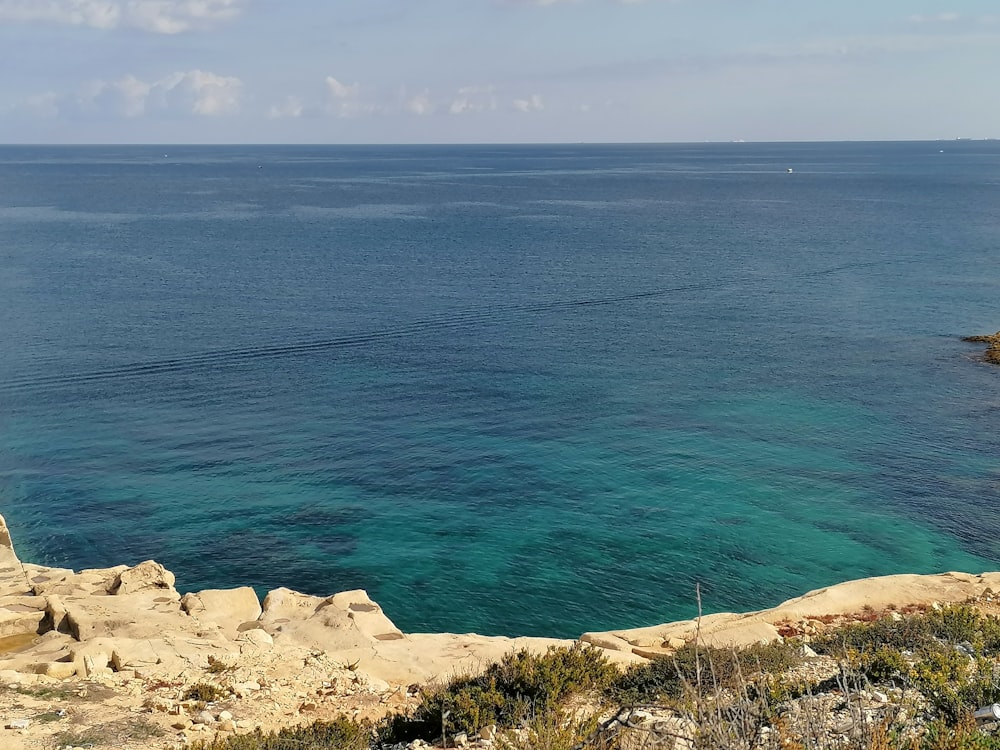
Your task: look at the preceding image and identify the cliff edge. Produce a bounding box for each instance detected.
[2,511,999,749]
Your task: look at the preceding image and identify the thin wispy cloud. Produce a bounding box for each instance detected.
[17,69,243,119]
[2,0,997,142]
[0,0,246,33]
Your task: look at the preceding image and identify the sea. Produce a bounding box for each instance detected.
[1,141,998,638]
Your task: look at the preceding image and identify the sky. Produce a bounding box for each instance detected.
[0,1,997,144]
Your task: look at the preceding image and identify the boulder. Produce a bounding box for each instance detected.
[61,590,188,641]
[0,596,47,638]
[31,660,77,679]
[111,560,176,595]
[327,590,404,641]
[0,514,31,598]
[25,564,126,596]
[110,639,162,670]
[181,587,261,639]
[0,513,14,550]
[237,628,273,649]
[579,632,633,652]
[68,639,115,677]
[260,587,403,651]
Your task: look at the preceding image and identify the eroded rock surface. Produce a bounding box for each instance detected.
[5,511,1000,749]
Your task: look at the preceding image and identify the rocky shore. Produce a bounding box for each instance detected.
[3,511,1000,749]
[963,330,1000,364]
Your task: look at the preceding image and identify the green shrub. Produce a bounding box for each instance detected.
[863,645,913,683]
[377,644,617,744]
[496,710,602,750]
[183,681,229,702]
[917,718,1000,749]
[190,718,369,750]
[207,655,236,674]
[811,614,938,659]
[912,650,1000,726]
[813,606,1000,664]
[607,640,802,705]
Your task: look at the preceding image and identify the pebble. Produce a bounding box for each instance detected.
[6,719,31,730]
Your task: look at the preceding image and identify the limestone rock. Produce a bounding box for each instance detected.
[628,636,664,648]
[0,514,31,599]
[110,639,161,670]
[61,589,186,641]
[260,588,403,651]
[181,587,262,640]
[237,628,273,649]
[0,596,47,638]
[327,590,404,641]
[579,632,633,652]
[111,560,176,595]
[631,645,676,659]
[32,660,77,679]
[0,516,13,550]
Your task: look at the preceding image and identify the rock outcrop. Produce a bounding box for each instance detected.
[5,510,1000,749]
[582,571,1000,657]
[963,330,1000,364]
[0,513,571,689]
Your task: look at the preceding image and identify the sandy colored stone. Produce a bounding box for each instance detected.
[631,646,676,659]
[6,510,1000,749]
[32,660,76,679]
[238,628,273,649]
[579,632,633,652]
[112,561,176,596]
[181,587,262,640]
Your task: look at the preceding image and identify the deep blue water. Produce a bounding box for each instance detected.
[1,142,999,638]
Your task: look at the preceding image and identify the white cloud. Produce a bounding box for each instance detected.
[325,76,375,118]
[449,85,497,115]
[325,76,360,100]
[405,89,434,116]
[21,92,60,118]
[512,94,544,112]
[268,96,304,120]
[133,70,243,115]
[505,0,657,5]
[908,12,961,24]
[25,69,244,119]
[0,0,245,33]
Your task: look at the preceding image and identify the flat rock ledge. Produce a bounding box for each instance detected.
[3,511,1000,749]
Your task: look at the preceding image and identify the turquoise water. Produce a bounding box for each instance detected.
[1,142,999,637]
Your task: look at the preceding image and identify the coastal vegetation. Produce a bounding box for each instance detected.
[185,603,1000,750]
